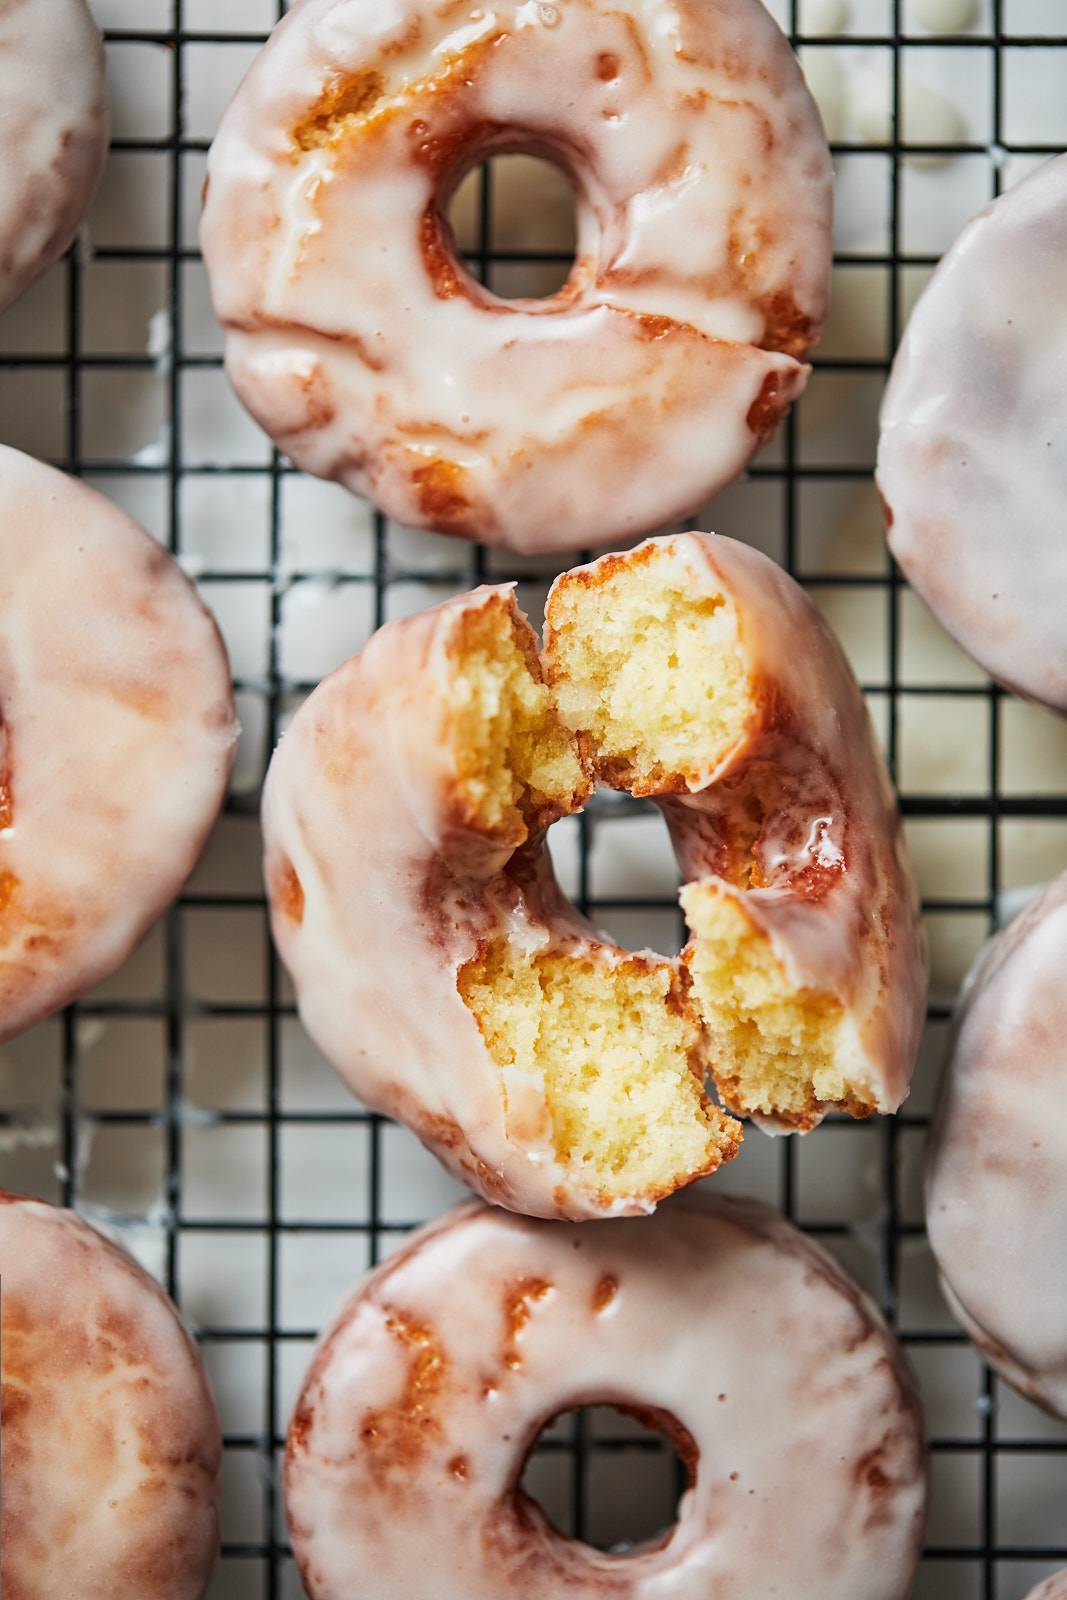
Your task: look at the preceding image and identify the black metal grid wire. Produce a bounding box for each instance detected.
[1,1,1066,1596]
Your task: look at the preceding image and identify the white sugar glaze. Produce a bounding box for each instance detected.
[200,0,832,552]
[0,0,109,316]
[0,446,238,1041]
[285,1194,927,1600]
[0,1190,221,1599]
[262,533,926,1220]
[926,869,1067,1420]
[877,153,1067,710]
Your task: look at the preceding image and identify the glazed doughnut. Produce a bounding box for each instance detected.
[285,1194,927,1600]
[1024,1574,1067,1600]
[0,0,109,316]
[0,445,237,1041]
[262,533,926,1221]
[878,154,1067,709]
[926,870,1067,1420]
[200,0,832,553]
[0,1190,221,1599]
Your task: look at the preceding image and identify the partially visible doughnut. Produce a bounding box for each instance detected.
[262,533,926,1221]
[0,1190,221,1599]
[285,1194,927,1600]
[926,870,1067,1420]
[1024,1574,1067,1600]
[877,155,1067,709]
[0,445,238,1041]
[200,0,832,553]
[0,0,109,316]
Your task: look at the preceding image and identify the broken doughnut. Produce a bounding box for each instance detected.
[263,533,926,1220]
[284,1195,927,1600]
[200,0,832,553]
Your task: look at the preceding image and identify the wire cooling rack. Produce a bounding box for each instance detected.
[1,2,1066,1596]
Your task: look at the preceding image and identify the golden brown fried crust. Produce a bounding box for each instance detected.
[292,70,387,151]
[271,854,306,927]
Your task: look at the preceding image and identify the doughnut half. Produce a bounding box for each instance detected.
[0,446,238,1041]
[0,1190,222,1599]
[285,1195,927,1600]
[263,533,926,1220]
[0,0,109,316]
[877,154,1067,709]
[926,871,1067,1420]
[200,0,832,553]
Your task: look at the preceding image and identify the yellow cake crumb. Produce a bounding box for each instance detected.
[458,942,740,1198]
[447,594,590,839]
[680,881,864,1129]
[543,547,750,793]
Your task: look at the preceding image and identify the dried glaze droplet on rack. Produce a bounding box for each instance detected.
[0,445,238,1043]
[200,0,832,553]
[0,0,109,316]
[261,533,927,1221]
[284,1195,927,1600]
[926,870,1067,1421]
[878,153,1067,709]
[0,1190,222,1600]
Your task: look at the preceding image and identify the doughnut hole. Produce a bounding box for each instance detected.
[448,153,580,302]
[680,883,866,1130]
[457,943,740,1200]
[520,1403,693,1552]
[543,547,749,793]
[446,593,591,839]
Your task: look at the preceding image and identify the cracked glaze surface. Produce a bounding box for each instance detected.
[878,153,1067,710]
[0,0,109,316]
[926,870,1067,1421]
[0,445,238,1042]
[0,1191,221,1600]
[261,533,926,1219]
[200,0,832,552]
[285,1194,926,1600]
